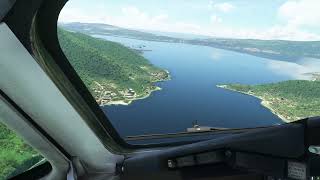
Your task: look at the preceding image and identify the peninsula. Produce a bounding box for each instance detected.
[58,28,170,106]
[217,80,320,122]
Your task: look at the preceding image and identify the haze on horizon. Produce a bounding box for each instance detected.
[59,0,320,41]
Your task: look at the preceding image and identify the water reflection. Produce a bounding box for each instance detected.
[210,50,223,60]
[267,58,320,80]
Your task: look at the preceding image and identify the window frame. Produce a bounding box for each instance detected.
[4,0,273,151]
[31,0,206,150]
[8,161,52,180]
[4,0,132,153]
[31,0,136,151]
[0,89,69,179]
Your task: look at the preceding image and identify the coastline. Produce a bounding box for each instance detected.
[101,86,162,106]
[216,85,291,123]
[100,70,170,106]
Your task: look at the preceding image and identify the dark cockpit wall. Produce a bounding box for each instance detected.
[1,0,124,179]
[0,0,15,21]
[2,0,320,180]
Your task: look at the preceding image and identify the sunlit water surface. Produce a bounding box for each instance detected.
[93,35,320,137]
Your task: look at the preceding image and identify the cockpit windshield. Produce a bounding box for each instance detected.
[57,0,320,140]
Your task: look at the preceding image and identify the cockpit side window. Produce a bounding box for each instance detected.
[0,121,46,179]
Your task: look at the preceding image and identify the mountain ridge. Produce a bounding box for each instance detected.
[60,22,320,63]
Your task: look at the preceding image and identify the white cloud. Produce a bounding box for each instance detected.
[59,2,320,41]
[264,0,320,41]
[59,5,204,35]
[151,14,169,24]
[114,6,202,34]
[210,15,222,24]
[278,0,320,28]
[205,25,320,41]
[174,22,202,33]
[119,6,149,28]
[203,0,320,41]
[209,1,235,13]
[58,7,100,23]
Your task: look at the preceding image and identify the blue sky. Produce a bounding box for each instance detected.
[59,0,320,41]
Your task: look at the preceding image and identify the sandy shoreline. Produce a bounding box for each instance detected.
[216,85,291,123]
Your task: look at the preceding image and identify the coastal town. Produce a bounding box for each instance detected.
[93,70,169,106]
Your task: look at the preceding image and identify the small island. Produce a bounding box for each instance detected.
[217,80,320,122]
[58,28,170,106]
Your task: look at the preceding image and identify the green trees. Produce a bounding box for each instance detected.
[222,80,320,121]
[0,123,42,179]
[57,28,168,101]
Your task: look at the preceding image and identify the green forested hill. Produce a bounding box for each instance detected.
[57,28,169,105]
[219,80,320,122]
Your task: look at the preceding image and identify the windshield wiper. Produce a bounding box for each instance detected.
[124,127,258,141]
[125,122,265,141]
[186,120,228,132]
